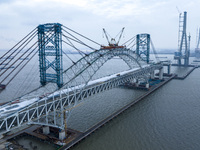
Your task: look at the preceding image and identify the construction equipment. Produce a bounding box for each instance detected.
[101,28,125,49]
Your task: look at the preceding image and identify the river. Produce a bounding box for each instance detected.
[71,67,200,150]
[3,53,200,150]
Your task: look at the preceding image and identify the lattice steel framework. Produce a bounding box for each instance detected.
[136,34,150,64]
[38,23,63,88]
[0,47,163,134]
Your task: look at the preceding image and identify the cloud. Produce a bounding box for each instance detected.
[0,0,200,49]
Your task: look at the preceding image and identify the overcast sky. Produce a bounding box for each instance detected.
[0,0,200,51]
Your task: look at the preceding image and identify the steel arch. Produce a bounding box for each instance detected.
[0,48,163,134]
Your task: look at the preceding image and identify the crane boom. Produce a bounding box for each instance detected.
[103,28,111,45]
[117,27,125,44]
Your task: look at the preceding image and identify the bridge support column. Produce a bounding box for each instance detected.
[159,68,164,80]
[59,130,66,140]
[145,83,149,88]
[135,79,139,87]
[43,126,50,135]
[167,64,171,74]
[150,70,155,79]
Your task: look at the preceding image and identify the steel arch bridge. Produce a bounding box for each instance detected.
[0,47,163,135]
[0,24,163,137]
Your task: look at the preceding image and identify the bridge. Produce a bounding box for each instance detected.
[0,23,163,140]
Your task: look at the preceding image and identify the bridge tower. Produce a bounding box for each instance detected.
[136,34,150,64]
[195,28,200,58]
[38,23,63,88]
[174,11,190,66]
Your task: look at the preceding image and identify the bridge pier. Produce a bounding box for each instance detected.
[150,70,155,79]
[159,68,164,80]
[135,79,139,87]
[145,83,149,88]
[43,126,50,135]
[59,130,66,140]
[167,64,171,74]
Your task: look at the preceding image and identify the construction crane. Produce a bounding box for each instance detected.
[101,28,125,49]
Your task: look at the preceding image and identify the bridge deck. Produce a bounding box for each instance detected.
[0,66,145,119]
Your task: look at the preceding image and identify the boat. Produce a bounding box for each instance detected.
[0,84,6,90]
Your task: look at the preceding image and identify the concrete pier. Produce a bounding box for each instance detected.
[150,70,155,79]
[59,130,66,141]
[145,83,149,88]
[43,126,50,135]
[159,68,163,80]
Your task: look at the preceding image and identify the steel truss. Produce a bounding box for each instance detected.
[0,48,163,134]
[38,23,63,88]
[136,34,150,63]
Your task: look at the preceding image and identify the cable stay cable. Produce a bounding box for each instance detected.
[0,39,38,77]
[62,34,88,55]
[13,54,39,99]
[122,36,136,46]
[150,39,160,63]
[61,46,75,64]
[0,31,55,84]
[6,50,38,86]
[62,40,86,57]
[0,31,38,72]
[0,29,38,68]
[62,41,80,64]
[62,25,101,46]
[0,28,54,77]
[62,30,98,51]
[1,30,55,85]
[127,39,136,48]
[0,44,38,84]
[63,34,86,55]
[0,27,37,61]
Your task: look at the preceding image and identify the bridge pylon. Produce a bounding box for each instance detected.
[195,28,200,58]
[38,23,63,88]
[174,11,190,66]
[136,34,150,64]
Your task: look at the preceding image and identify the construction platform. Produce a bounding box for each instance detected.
[1,125,82,149]
[174,67,197,80]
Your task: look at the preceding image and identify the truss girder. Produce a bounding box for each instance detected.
[0,63,162,134]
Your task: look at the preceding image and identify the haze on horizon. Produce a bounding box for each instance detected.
[0,0,200,51]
